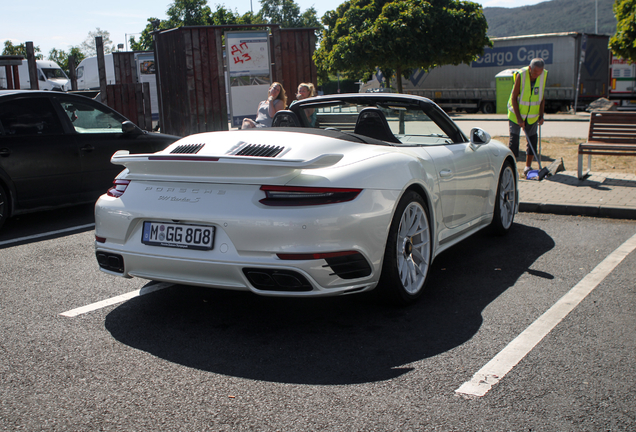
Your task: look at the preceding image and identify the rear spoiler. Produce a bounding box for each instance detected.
[110,151,344,182]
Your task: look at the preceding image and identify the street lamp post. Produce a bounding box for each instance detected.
[595,0,598,34]
[125,33,142,52]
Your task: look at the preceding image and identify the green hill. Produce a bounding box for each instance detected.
[484,0,617,37]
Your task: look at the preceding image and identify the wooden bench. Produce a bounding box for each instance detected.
[578,111,636,179]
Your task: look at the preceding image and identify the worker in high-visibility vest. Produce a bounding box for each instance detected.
[508,58,547,178]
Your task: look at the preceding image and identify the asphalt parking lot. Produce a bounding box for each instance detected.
[1,209,634,431]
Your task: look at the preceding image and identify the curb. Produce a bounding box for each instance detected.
[518,202,636,220]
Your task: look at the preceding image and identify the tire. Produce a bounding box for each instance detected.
[377,191,432,305]
[491,162,516,235]
[545,103,558,114]
[481,102,495,114]
[0,183,8,231]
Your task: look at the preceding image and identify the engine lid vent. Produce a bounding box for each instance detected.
[171,143,205,154]
[234,144,284,158]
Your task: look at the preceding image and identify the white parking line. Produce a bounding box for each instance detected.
[59,282,173,317]
[0,223,96,247]
[456,232,636,398]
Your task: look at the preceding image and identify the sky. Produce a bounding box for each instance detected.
[1,0,548,59]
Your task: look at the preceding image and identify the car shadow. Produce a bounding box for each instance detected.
[105,223,555,385]
[546,172,636,191]
[0,203,95,247]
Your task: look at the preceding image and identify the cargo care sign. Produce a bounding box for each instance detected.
[472,44,553,68]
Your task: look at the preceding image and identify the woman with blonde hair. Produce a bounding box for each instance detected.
[242,82,287,128]
[290,82,317,127]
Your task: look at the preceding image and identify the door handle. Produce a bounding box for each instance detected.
[439,169,453,178]
[0,148,9,157]
[80,145,95,152]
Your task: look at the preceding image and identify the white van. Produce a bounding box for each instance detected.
[77,53,160,123]
[0,60,71,91]
[75,54,115,90]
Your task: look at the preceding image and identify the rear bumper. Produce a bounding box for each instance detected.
[95,244,377,297]
[94,186,399,297]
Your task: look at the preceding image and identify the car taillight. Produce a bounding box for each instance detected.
[259,185,362,206]
[107,179,130,198]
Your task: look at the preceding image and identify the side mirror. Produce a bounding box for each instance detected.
[470,128,491,145]
[122,121,141,135]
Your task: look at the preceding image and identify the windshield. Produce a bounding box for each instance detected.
[382,106,450,144]
[304,102,452,145]
[60,98,125,133]
[42,68,68,80]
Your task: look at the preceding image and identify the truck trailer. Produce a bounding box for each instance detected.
[609,54,636,110]
[363,32,610,113]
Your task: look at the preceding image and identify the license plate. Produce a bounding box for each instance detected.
[142,221,215,250]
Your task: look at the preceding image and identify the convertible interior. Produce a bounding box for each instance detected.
[277,98,467,146]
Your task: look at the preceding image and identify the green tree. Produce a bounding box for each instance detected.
[129,3,253,51]
[314,0,490,93]
[128,0,316,52]
[2,40,43,59]
[609,0,636,62]
[210,4,242,24]
[80,28,115,56]
[299,8,321,28]
[165,0,213,27]
[48,47,85,73]
[258,0,320,28]
[129,18,162,52]
[236,11,260,25]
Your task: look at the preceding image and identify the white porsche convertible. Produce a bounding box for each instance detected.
[95,94,517,304]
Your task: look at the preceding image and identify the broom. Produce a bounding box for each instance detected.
[525,125,550,181]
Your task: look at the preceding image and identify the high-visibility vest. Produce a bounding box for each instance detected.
[508,66,548,125]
